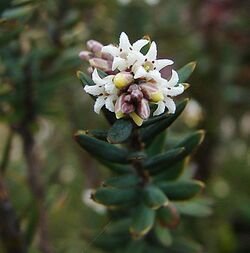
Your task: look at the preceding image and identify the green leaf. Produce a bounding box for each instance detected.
[93,187,138,207]
[175,198,213,217]
[125,240,146,253]
[177,61,196,83]
[103,174,141,188]
[105,217,131,235]
[143,185,168,210]
[143,148,185,174]
[76,71,95,86]
[2,4,35,20]
[89,129,108,141]
[154,225,173,247]
[157,180,205,201]
[74,130,129,164]
[153,159,187,182]
[170,237,202,253]
[175,130,205,156]
[97,69,108,78]
[130,203,155,239]
[156,204,180,229]
[140,99,188,145]
[107,119,133,144]
[99,160,131,174]
[146,131,166,157]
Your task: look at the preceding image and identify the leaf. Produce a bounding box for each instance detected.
[175,198,213,217]
[140,99,188,145]
[170,237,203,253]
[74,130,129,164]
[156,204,180,229]
[153,159,187,182]
[175,130,205,156]
[92,187,138,206]
[157,181,205,201]
[89,129,108,141]
[107,119,133,144]
[143,148,185,174]
[105,217,131,235]
[2,4,35,20]
[98,160,131,174]
[125,240,146,253]
[97,69,108,78]
[154,225,173,247]
[177,61,196,83]
[76,71,95,86]
[130,203,155,239]
[143,185,168,210]
[146,131,166,157]
[103,174,141,188]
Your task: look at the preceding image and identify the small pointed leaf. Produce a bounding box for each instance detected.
[157,180,205,201]
[177,61,196,83]
[157,204,180,229]
[103,174,141,188]
[107,119,133,144]
[154,225,173,247]
[74,130,129,164]
[143,185,168,210]
[146,131,166,157]
[76,71,95,86]
[130,203,155,239]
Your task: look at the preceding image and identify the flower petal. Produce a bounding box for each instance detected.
[112,57,127,71]
[94,96,106,114]
[148,69,162,82]
[132,39,149,52]
[119,32,131,52]
[168,70,179,87]
[105,95,115,112]
[167,85,184,97]
[154,59,174,71]
[134,66,147,79]
[92,68,105,85]
[164,97,176,114]
[102,45,119,57]
[153,101,166,116]
[146,41,157,61]
[84,85,104,96]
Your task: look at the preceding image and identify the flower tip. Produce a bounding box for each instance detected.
[189,61,197,71]
[76,70,83,79]
[130,112,143,126]
[183,83,190,90]
[115,111,125,119]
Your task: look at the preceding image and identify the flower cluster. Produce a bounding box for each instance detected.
[79,32,185,126]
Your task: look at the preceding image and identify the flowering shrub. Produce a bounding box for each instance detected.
[75,33,208,252]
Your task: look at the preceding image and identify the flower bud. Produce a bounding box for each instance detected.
[89,58,112,71]
[130,89,143,102]
[113,72,134,89]
[137,98,150,120]
[87,40,103,53]
[140,83,164,102]
[130,112,143,126]
[115,94,125,119]
[79,51,92,61]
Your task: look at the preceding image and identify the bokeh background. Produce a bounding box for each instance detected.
[0,0,249,252]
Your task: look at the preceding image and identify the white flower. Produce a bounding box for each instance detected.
[102,32,148,71]
[153,70,184,116]
[133,41,173,82]
[84,69,118,114]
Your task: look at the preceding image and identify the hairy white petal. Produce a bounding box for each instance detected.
[119,32,131,52]
[134,66,147,79]
[105,82,117,94]
[102,45,119,57]
[153,101,165,116]
[127,51,144,68]
[167,85,184,97]
[164,97,176,114]
[112,57,127,71]
[148,69,162,82]
[94,97,106,114]
[105,96,115,112]
[92,69,105,85]
[168,70,179,87]
[132,39,149,51]
[146,41,157,61]
[154,59,174,71]
[84,85,104,96]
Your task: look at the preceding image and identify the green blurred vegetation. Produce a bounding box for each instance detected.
[0,0,249,252]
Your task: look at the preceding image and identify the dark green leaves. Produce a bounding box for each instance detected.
[103,174,140,188]
[143,185,168,210]
[107,119,133,144]
[130,203,155,239]
[157,204,180,229]
[74,130,129,164]
[76,71,95,86]
[140,99,188,144]
[93,187,138,206]
[177,62,196,83]
[157,181,205,201]
[143,148,185,173]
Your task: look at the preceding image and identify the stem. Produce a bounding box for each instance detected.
[0,176,26,253]
[130,128,149,186]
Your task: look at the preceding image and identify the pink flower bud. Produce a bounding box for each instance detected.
[140,82,164,102]
[113,72,134,89]
[137,98,150,120]
[79,51,92,61]
[122,102,135,114]
[89,58,112,71]
[124,94,132,103]
[131,89,143,102]
[87,40,103,53]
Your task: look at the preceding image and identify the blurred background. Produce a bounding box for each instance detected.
[0,0,249,252]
